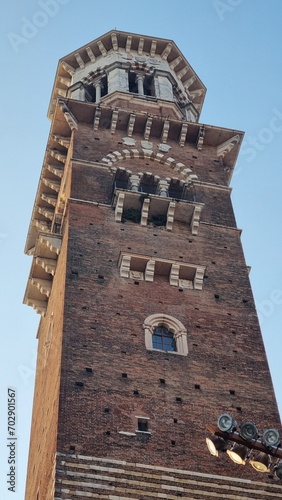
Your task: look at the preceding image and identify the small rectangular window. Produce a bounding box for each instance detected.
[135,416,150,434]
[138,419,148,432]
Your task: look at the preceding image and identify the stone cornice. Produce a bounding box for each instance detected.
[201,221,242,234]
[193,181,232,192]
[57,98,244,164]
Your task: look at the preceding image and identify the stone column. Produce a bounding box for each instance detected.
[136,73,145,96]
[94,79,102,103]
[157,179,169,197]
[128,174,141,192]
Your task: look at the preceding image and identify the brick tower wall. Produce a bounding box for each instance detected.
[52,124,281,498]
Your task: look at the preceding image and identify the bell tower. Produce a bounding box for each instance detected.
[24,30,282,499]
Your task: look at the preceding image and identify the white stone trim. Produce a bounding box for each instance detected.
[143,313,188,356]
[101,148,199,183]
[217,134,241,158]
[190,205,203,236]
[118,431,136,437]
[119,253,205,290]
[114,193,125,222]
[140,198,150,226]
[166,201,176,231]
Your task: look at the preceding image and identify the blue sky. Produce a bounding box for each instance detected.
[1,0,282,498]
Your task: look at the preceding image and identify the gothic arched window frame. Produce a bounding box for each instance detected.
[143,313,188,356]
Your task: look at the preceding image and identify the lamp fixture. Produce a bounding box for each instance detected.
[206,436,227,457]
[206,414,282,480]
[249,452,271,473]
[262,429,281,448]
[217,413,237,433]
[227,444,248,465]
[275,461,282,480]
[240,422,259,441]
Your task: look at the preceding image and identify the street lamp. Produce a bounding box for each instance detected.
[275,461,282,480]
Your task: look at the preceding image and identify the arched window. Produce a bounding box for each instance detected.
[152,326,177,352]
[143,314,188,356]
